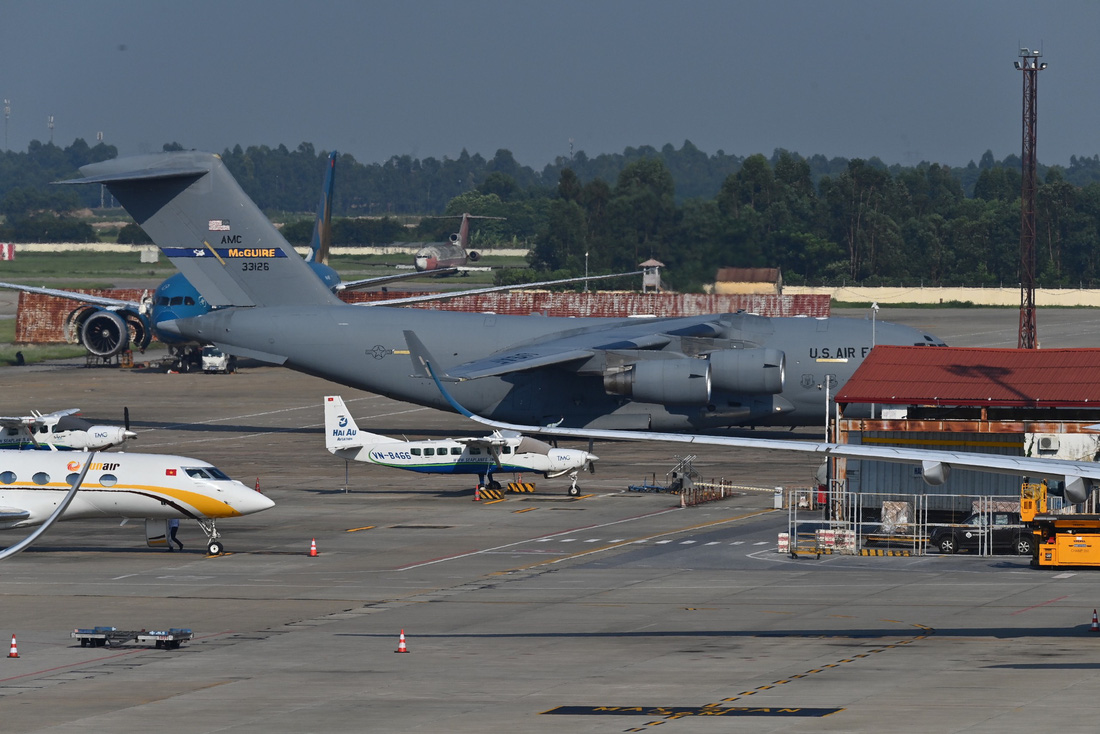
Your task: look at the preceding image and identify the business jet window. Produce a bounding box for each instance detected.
[410,448,421,456]
[32,472,50,485]
[0,471,15,484]
[184,467,212,479]
[65,473,80,486]
[205,466,231,480]
[450,447,462,455]
[424,448,435,457]
[99,474,117,487]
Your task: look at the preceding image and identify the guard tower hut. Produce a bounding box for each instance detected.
[640,259,665,293]
[831,346,1100,513]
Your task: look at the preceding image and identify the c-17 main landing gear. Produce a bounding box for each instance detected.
[195,519,225,555]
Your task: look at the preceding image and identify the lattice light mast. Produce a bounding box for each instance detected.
[1015,47,1046,349]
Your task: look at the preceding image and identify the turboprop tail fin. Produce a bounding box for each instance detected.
[324,396,391,453]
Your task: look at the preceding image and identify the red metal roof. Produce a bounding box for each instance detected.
[836,345,1100,407]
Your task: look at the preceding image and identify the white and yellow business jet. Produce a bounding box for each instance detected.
[0,450,274,557]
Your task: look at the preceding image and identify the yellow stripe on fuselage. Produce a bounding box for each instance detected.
[4,483,240,518]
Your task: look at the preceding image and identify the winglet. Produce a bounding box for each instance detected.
[403,330,460,382]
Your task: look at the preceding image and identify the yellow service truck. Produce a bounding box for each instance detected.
[1022,482,1100,568]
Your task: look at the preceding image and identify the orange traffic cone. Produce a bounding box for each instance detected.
[1091,609,1098,632]
[309,538,318,557]
[254,477,261,493]
[7,634,18,658]
[473,484,481,502]
[395,629,409,653]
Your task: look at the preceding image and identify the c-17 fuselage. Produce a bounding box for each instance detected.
[165,304,940,431]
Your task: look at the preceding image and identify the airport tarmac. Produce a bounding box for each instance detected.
[2,308,1100,733]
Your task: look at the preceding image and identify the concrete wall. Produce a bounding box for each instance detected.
[785,285,1100,308]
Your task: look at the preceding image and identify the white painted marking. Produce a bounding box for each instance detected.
[1053,572,1077,579]
[560,538,577,543]
[681,540,697,544]
[705,542,720,546]
[584,539,601,543]
[753,541,768,546]
[656,540,673,545]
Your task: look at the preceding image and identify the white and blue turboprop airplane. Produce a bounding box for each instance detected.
[0,408,136,451]
[324,395,597,495]
[0,449,274,557]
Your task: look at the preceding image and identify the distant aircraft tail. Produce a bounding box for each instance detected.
[58,151,340,309]
[324,396,391,453]
[305,151,336,264]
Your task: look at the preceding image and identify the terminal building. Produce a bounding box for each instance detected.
[832,345,1100,515]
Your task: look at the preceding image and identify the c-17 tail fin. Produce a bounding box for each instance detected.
[324,396,392,453]
[58,151,340,309]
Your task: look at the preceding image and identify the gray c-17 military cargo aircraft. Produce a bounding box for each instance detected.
[59,151,945,432]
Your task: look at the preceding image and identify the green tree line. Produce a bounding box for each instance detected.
[2,138,1100,290]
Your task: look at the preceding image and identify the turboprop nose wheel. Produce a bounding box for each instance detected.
[568,471,581,497]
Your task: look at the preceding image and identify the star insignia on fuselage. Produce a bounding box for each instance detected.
[369,344,389,359]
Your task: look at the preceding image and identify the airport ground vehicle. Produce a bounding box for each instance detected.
[1022,482,1100,567]
[929,511,1034,555]
[201,347,236,373]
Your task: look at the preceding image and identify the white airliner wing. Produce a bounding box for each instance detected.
[335,268,459,292]
[0,281,142,311]
[425,360,1100,500]
[367,270,642,308]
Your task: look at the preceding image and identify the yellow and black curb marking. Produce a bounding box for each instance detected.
[476,488,504,500]
[543,623,935,729]
[508,482,536,493]
[860,548,913,556]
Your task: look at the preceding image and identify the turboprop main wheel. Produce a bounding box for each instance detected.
[568,485,581,497]
[207,540,224,555]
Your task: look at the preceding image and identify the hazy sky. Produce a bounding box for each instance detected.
[4,1,1097,169]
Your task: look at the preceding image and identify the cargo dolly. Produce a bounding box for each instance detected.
[71,626,193,649]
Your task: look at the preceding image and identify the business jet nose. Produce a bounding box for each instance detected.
[229,483,276,515]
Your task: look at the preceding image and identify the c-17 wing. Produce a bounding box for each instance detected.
[422,359,1100,504]
[404,322,677,381]
[0,281,144,313]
